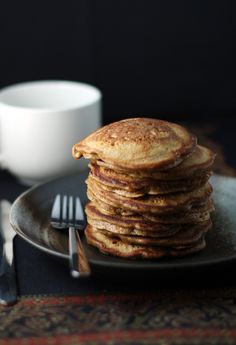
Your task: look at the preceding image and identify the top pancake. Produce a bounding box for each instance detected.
[96,145,215,179]
[72,118,197,171]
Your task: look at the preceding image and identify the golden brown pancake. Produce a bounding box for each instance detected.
[142,199,214,223]
[87,218,181,237]
[72,117,215,261]
[88,168,212,196]
[87,186,214,227]
[85,225,207,259]
[99,219,211,247]
[87,186,214,218]
[87,215,211,240]
[95,145,215,179]
[87,188,135,216]
[87,176,213,214]
[86,203,186,237]
[85,202,213,233]
[73,118,197,171]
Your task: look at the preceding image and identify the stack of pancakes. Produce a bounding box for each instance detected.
[72,118,215,259]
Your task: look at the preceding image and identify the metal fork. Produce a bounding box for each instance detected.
[51,194,91,278]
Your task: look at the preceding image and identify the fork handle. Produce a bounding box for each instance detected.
[69,227,91,278]
[0,246,17,306]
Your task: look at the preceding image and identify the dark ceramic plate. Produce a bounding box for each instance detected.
[10,173,236,276]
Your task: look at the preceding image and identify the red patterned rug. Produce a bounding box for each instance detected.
[1,288,236,345]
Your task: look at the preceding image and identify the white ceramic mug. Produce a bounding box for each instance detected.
[0,80,101,185]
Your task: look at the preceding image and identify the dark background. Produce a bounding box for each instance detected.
[1,0,236,124]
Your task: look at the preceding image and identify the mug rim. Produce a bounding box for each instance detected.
[0,80,102,112]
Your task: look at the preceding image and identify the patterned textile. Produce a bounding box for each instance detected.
[1,288,236,345]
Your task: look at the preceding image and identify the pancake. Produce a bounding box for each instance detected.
[72,117,215,261]
[73,118,197,171]
[142,199,214,223]
[86,203,185,237]
[88,168,212,196]
[87,176,213,214]
[95,145,215,179]
[87,188,135,216]
[87,215,211,240]
[85,225,207,259]
[87,187,214,219]
[87,188,214,215]
[87,218,181,237]
[85,202,213,233]
[98,219,211,247]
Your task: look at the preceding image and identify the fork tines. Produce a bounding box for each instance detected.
[51,194,85,229]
